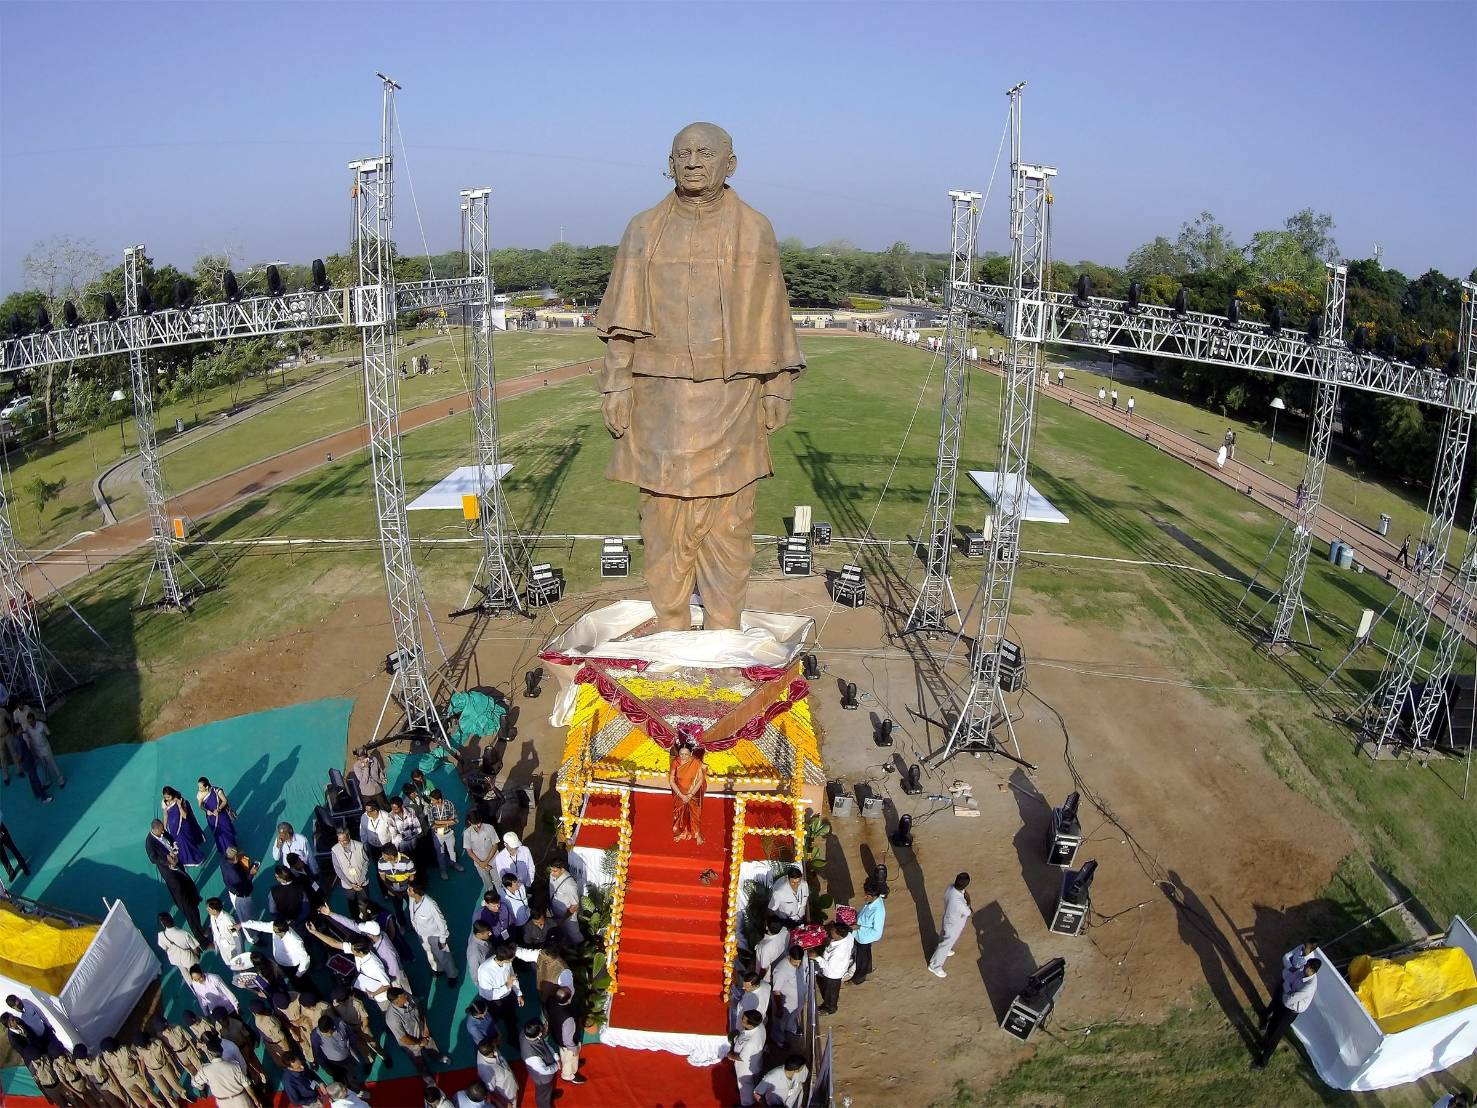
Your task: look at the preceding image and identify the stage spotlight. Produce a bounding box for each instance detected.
[1074,274,1091,305]
[875,718,894,747]
[1305,317,1322,345]
[1172,288,1188,317]
[802,653,821,680]
[1066,858,1098,901]
[1416,343,1432,368]
[841,682,859,710]
[902,763,923,795]
[62,301,80,328]
[312,259,331,292]
[871,862,889,895]
[1446,350,1463,376]
[35,306,52,333]
[6,315,26,339]
[266,265,285,297]
[102,292,120,321]
[1224,297,1239,327]
[1048,790,1083,867]
[890,813,914,849]
[1126,281,1141,313]
[223,270,241,301]
[136,285,155,315]
[1350,325,1368,354]
[1002,957,1067,1041]
[1378,331,1398,361]
[1267,306,1283,334]
[174,279,194,309]
[523,668,544,698]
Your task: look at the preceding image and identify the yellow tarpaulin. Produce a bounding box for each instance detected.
[0,905,96,995]
[1349,946,1477,1034]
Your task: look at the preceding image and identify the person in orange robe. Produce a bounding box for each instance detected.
[669,741,709,844]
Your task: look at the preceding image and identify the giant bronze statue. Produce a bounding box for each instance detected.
[595,122,805,632]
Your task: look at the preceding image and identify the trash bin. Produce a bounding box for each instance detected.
[1329,540,1345,565]
[1336,543,1355,569]
[174,418,184,434]
[1378,513,1391,536]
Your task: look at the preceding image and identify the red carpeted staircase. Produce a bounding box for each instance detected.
[607,789,732,1036]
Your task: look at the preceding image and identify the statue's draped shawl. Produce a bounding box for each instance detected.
[594,188,806,379]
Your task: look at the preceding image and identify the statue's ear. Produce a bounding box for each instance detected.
[725,153,738,180]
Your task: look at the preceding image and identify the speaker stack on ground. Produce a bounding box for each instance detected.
[526,563,565,607]
[599,537,630,578]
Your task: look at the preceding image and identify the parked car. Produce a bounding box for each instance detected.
[1,396,32,421]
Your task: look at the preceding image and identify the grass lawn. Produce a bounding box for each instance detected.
[38,332,1477,1103]
[7,329,601,549]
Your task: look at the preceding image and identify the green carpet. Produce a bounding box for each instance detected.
[2,699,543,1099]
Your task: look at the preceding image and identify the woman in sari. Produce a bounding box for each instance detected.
[197,776,238,855]
[162,786,207,867]
[668,740,708,844]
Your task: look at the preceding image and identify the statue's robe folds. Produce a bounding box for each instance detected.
[595,188,805,630]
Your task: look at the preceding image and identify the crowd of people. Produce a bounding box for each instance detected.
[7,748,593,1108]
[0,697,64,804]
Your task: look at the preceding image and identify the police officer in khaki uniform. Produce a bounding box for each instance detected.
[101,1036,170,1108]
[72,1044,129,1108]
[136,1031,191,1105]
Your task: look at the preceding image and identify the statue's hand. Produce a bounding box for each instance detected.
[762,395,790,434]
[603,390,632,438]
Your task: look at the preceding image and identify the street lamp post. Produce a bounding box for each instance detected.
[1265,396,1286,465]
[111,388,127,452]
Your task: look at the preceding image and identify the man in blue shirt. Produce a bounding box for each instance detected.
[280,1054,324,1106]
[850,878,885,986]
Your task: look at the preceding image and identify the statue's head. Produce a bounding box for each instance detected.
[669,122,735,202]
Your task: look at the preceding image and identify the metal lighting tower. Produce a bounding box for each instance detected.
[457,188,523,616]
[1366,283,1477,754]
[1266,264,1346,648]
[907,190,981,634]
[353,75,448,746]
[0,479,50,707]
[934,83,1052,764]
[124,245,198,609]
[1402,281,1477,750]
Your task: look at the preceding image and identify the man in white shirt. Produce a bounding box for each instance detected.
[330,828,372,913]
[493,832,534,888]
[338,938,394,1010]
[728,1009,766,1106]
[500,874,530,929]
[928,872,972,977]
[815,921,854,1014]
[1254,957,1322,1069]
[309,905,410,992]
[271,822,317,875]
[475,1036,519,1105]
[463,811,500,892]
[754,918,789,973]
[205,897,244,965]
[240,919,312,979]
[547,857,582,946]
[325,1082,370,1108]
[768,945,807,1051]
[766,867,808,926]
[733,971,771,1032]
[755,1055,808,1108]
[407,885,458,980]
[475,946,523,1033]
[156,911,201,977]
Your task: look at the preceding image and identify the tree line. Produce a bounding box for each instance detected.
[3,210,1473,491]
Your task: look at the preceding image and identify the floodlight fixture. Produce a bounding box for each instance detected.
[1267,306,1283,334]
[136,285,154,315]
[222,270,241,301]
[110,389,126,403]
[1125,281,1141,313]
[1378,331,1398,361]
[63,301,80,328]
[34,306,52,333]
[1305,317,1322,345]
[266,265,285,297]
[1172,288,1188,317]
[1351,325,1369,354]
[1074,274,1091,306]
[1224,297,1239,327]
[102,292,120,320]
[173,279,193,309]
[311,259,330,292]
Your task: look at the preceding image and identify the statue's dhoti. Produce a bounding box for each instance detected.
[639,483,756,631]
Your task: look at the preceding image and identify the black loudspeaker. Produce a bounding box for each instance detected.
[841,682,858,710]
[875,719,894,747]
[802,653,821,680]
[998,639,1026,692]
[890,814,913,848]
[902,764,923,795]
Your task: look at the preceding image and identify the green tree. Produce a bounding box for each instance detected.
[1284,209,1339,265]
[1246,230,1321,288]
[24,474,66,519]
[780,252,846,307]
[1125,236,1182,279]
[1174,211,1242,275]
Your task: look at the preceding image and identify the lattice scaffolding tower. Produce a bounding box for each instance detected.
[352,74,449,745]
[0,479,49,707]
[458,187,524,615]
[934,83,1053,764]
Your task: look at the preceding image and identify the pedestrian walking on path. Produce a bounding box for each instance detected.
[927,873,972,977]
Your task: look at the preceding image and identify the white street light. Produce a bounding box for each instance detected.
[1266,397,1286,465]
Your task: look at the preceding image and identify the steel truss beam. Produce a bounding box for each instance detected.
[0,278,480,374]
[907,190,981,634]
[459,188,524,615]
[354,78,449,747]
[1401,282,1477,750]
[955,285,1474,412]
[936,86,1052,764]
[0,476,50,708]
[1266,264,1347,648]
[125,246,196,610]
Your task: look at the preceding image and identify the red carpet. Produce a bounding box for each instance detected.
[607,790,732,1037]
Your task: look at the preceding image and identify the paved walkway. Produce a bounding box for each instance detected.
[21,358,600,594]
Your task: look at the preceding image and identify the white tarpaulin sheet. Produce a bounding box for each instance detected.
[407,464,513,511]
[968,471,1070,524]
[1293,917,1477,1090]
[541,600,814,727]
[599,1025,730,1067]
[0,901,159,1052]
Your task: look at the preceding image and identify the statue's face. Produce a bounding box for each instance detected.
[669,125,735,201]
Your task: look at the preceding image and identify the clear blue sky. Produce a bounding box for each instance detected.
[2,1,1473,295]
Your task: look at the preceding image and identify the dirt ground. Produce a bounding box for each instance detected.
[148,569,1356,1106]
